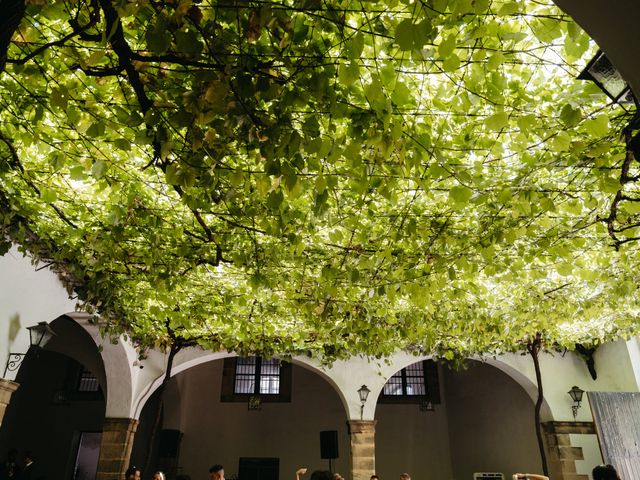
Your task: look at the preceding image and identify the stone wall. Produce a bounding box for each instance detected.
[543,421,595,480]
[96,418,138,480]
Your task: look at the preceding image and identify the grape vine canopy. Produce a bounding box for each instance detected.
[0,0,638,361]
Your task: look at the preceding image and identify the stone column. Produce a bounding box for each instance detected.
[96,417,139,480]
[348,420,376,480]
[0,378,19,426]
[543,421,595,480]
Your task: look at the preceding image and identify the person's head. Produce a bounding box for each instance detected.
[370,476,379,480]
[153,472,166,480]
[209,464,225,480]
[23,451,34,465]
[593,464,620,480]
[125,465,141,480]
[400,473,411,480]
[310,471,333,480]
[7,449,17,461]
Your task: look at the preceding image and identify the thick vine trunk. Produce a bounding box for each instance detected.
[528,333,549,477]
[0,0,26,73]
[142,342,180,477]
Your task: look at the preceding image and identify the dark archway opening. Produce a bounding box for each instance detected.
[375,360,543,480]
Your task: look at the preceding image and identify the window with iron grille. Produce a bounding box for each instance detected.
[234,357,281,395]
[379,360,440,404]
[221,357,291,402]
[77,367,100,392]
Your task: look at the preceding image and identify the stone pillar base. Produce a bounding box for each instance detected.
[0,378,19,426]
[96,417,138,480]
[543,421,594,480]
[349,420,376,480]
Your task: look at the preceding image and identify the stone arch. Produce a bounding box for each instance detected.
[128,349,354,477]
[132,349,349,420]
[370,353,552,420]
[485,357,553,421]
[373,355,550,480]
[65,313,138,419]
[46,315,108,393]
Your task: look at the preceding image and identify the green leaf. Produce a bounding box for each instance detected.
[391,81,413,106]
[497,1,519,16]
[146,18,172,54]
[40,188,57,203]
[583,115,609,137]
[175,30,203,56]
[549,131,571,152]
[91,159,107,178]
[485,112,509,131]
[442,53,460,72]
[338,62,360,85]
[449,185,473,204]
[487,52,504,71]
[439,35,457,58]
[560,104,582,127]
[86,121,105,138]
[114,139,132,151]
[395,19,414,51]
[346,32,365,59]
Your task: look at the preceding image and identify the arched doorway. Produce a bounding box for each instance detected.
[131,356,350,479]
[0,316,107,480]
[375,359,545,480]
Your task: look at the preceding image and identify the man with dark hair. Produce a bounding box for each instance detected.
[125,465,141,480]
[592,464,621,480]
[370,475,379,480]
[0,449,20,480]
[18,452,34,480]
[309,471,332,480]
[209,464,225,480]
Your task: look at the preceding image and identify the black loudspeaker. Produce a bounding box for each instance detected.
[158,429,182,458]
[320,430,339,459]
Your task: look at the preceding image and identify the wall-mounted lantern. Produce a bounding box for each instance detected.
[568,385,585,419]
[578,51,635,104]
[3,322,56,377]
[248,394,262,411]
[357,384,370,420]
[419,398,434,412]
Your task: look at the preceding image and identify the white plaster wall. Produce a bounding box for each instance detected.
[0,247,76,379]
[154,361,351,480]
[570,433,602,480]
[626,337,640,390]
[495,344,640,422]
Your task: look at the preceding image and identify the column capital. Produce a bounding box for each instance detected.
[102,417,139,431]
[347,420,377,434]
[542,421,595,435]
[0,378,19,396]
[0,378,19,426]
